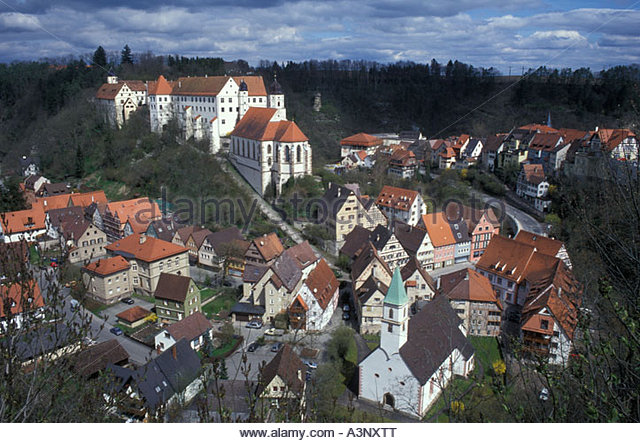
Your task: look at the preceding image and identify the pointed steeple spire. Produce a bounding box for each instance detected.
[384,268,409,307]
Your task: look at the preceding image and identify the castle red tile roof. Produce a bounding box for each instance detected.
[518,124,559,134]
[252,232,285,262]
[514,231,564,257]
[148,75,174,95]
[231,108,308,142]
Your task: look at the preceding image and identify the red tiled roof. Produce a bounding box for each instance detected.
[340,132,383,147]
[304,259,338,310]
[514,231,563,257]
[231,108,308,142]
[233,76,268,96]
[420,212,455,248]
[0,206,46,235]
[0,280,44,318]
[518,124,559,134]
[83,256,130,276]
[252,232,285,262]
[375,185,419,211]
[105,233,188,263]
[148,75,174,95]
[166,312,211,342]
[116,306,151,323]
[522,164,546,185]
[441,268,501,307]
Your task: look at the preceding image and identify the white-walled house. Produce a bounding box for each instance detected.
[375,186,426,227]
[516,164,551,212]
[0,206,47,244]
[95,73,147,128]
[358,269,474,418]
[154,312,213,353]
[288,259,339,331]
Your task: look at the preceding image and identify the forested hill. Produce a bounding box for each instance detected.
[1,56,639,172]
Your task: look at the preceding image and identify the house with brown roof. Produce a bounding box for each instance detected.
[230,106,312,196]
[419,213,456,269]
[74,339,129,378]
[440,268,502,336]
[480,134,506,172]
[514,230,571,269]
[198,226,246,270]
[340,132,383,158]
[388,149,418,179]
[154,273,202,324]
[95,72,147,127]
[516,164,551,212]
[82,255,132,304]
[400,257,436,304]
[393,222,434,269]
[105,233,190,296]
[154,312,212,352]
[58,217,107,264]
[116,306,152,329]
[354,275,389,334]
[350,242,393,292]
[283,241,318,279]
[288,259,338,331]
[375,185,426,227]
[0,280,44,330]
[519,260,581,366]
[258,343,306,408]
[245,232,284,266]
[359,270,474,418]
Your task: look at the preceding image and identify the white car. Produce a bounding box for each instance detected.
[264,328,285,336]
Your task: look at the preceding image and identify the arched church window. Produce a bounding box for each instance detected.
[267,145,272,155]
[296,145,301,163]
[389,308,394,319]
[285,146,290,162]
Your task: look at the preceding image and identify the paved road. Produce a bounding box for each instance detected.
[474,190,546,235]
[37,268,156,366]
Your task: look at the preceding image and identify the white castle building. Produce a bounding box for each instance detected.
[95,71,147,127]
[147,74,286,154]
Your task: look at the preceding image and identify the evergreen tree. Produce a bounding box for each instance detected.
[92,46,107,68]
[120,44,133,65]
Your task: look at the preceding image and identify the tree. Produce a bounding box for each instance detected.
[120,45,133,65]
[309,362,345,421]
[92,46,107,68]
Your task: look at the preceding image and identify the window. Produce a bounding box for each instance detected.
[540,319,549,330]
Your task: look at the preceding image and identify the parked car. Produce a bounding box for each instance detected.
[121,297,135,305]
[270,342,284,352]
[110,327,123,336]
[265,328,285,336]
[303,360,317,370]
[247,342,260,352]
[246,320,263,329]
[342,311,350,321]
[69,299,80,311]
[83,337,97,346]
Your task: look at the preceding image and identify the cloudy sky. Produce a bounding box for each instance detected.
[0,0,639,72]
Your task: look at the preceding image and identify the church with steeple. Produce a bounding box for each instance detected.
[358,268,475,418]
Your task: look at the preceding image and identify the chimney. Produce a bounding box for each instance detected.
[171,345,177,360]
[139,233,147,244]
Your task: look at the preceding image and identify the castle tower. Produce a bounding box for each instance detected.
[268,75,286,119]
[238,80,249,120]
[380,268,409,355]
